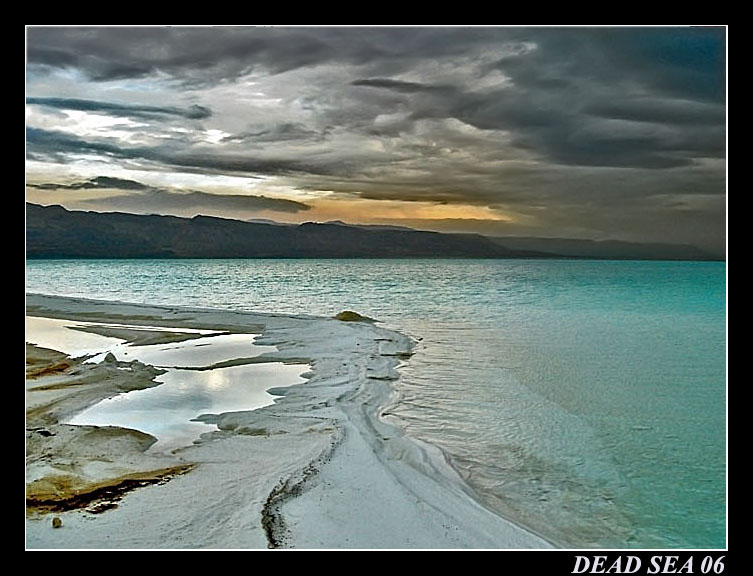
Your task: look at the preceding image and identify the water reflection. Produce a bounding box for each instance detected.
[26,316,308,453]
[69,362,307,452]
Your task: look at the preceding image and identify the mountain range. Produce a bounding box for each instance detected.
[26,203,720,261]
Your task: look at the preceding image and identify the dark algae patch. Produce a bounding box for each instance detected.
[26,464,194,515]
[334,310,375,322]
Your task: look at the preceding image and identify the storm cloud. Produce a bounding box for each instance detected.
[25,26,726,254]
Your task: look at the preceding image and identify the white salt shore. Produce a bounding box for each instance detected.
[25,293,551,549]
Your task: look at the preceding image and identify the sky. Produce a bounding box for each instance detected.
[25,26,727,254]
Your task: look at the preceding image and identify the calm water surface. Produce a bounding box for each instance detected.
[26,316,307,452]
[26,259,726,548]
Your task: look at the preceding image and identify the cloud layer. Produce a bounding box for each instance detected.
[25,26,726,253]
[27,176,310,215]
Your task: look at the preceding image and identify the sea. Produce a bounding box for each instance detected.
[25,258,726,549]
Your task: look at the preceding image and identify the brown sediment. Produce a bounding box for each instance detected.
[26,464,194,515]
[26,359,73,379]
[25,344,71,376]
[27,380,94,392]
[237,427,270,436]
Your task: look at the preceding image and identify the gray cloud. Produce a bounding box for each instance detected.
[25,27,726,253]
[27,97,211,119]
[488,27,725,104]
[26,28,726,170]
[222,123,324,143]
[27,173,310,215]
[27,127,136,164]
[585,98,724,126]
[28,27,723,102]
[344,30,725,170]
[27,127,138,162]
[28,176,151,191]
[26,27,507,83]
[25,127,346,177]
[89,189,310,214]
[351,78,451,94]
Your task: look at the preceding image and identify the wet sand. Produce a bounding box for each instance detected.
[25,293,551,549]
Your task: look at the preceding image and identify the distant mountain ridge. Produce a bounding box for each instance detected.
[26,203,539,259]
[490,236,718,261]
[26,203,719,261]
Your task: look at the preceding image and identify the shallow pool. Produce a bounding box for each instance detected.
[26,316,308,452]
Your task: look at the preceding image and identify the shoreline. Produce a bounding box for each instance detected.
[26,293,551,549]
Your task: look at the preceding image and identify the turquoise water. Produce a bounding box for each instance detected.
[25,259,726,548]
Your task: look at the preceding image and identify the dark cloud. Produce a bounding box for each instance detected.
[26,28,727,170]
[290,159,724,211]
[490,27,725,104]
[89,189,310,214]
[28,176,150,190]
[27,97,211,119]
[346,83,722,169]
[27,27,350,82]
[585,98,724,126]
[26,27,506,83]
[25,27,726,253]
[351,78,450,94]
[340,29,726,169]
[25,127,344,177]
[26,127,134,162]
[222,123,324,143]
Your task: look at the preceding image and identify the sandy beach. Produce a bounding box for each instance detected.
[25,293,551,549]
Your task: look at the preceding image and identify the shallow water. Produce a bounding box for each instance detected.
[26,316,307,452]
[26,259,726,548]
[69,361,307,452]
[26,316,125,357]
[90,333,277,367]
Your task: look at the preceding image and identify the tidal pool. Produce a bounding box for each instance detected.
[26,316,308,452]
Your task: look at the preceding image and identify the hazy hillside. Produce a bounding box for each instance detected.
[491,236,719,261]
[26,204,537,259]
[26,204,720,261]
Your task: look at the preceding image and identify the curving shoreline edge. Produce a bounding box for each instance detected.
[25,293,551,549]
